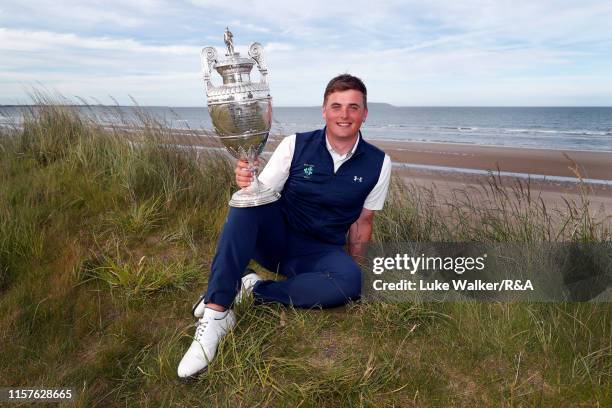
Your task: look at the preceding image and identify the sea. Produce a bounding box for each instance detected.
[2,104,612,152]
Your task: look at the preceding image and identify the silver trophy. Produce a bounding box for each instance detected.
[201,28,280,207]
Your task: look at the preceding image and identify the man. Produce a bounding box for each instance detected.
[177,74,392,379]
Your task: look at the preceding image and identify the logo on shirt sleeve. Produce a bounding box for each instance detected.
[353,176,363,182]
[303,164,315,178]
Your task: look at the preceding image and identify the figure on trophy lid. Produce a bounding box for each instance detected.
[224,27,234,55]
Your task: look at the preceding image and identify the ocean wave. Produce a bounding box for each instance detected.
[563,130,612,136]
[439,126,477,131]
[377,125,479,132]
[504,128,612,136]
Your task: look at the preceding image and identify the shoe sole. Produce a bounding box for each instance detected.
[178,365,209,383]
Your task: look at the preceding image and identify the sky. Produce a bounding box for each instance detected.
[1,0,611,106]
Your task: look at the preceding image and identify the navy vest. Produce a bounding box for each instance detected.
[280,128,385,245]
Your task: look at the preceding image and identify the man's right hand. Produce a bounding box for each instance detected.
[235,159,257,188]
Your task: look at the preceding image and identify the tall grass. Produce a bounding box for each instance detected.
[0,98,609,407]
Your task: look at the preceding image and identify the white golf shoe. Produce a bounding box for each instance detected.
[192,271,262,319]
[177,307,236,379]
[234,272,263,304]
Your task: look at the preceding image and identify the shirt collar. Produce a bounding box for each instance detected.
[324,130,361,159]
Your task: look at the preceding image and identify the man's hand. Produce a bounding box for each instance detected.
[348,208,375,264]
[235,159,258,188]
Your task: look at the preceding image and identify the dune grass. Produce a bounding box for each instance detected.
[0,99,610,407]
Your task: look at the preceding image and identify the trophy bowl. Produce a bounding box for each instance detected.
[201,29,280,208]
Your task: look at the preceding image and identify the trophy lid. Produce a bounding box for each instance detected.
[212,27,255,84]
[215,53,254,74]
[202,28,270,93]
[214,53,255,85]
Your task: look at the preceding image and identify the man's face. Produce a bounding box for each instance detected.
[322,89,368,140]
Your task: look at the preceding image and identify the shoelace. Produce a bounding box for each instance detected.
[194,319,209,341]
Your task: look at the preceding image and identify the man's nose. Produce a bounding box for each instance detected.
[340,106,349,118]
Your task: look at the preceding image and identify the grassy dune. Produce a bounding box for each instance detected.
[0,101,610,407]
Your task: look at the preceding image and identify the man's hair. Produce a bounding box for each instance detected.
[323,74,367,109]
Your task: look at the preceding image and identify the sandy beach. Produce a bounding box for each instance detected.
[377,139,612,219]
[374,140,612,180]
[163,130,612,216]
[370,139,612,216]
[172,131,612,179]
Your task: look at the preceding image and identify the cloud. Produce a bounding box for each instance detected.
[0,0,172,29]
[0,28,199,55]
[228,20,271,34]
[1,1,612,105]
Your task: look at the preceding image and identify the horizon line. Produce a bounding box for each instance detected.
[2,103,612,109]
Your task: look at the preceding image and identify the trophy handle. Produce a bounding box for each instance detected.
[248,42,268,84]
[201,47,218,93]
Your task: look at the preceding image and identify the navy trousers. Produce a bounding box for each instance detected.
[203,201,362,309]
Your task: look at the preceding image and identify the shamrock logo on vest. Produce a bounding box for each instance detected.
[303,164,314,178]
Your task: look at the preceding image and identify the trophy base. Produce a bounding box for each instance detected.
[229,184,281,208]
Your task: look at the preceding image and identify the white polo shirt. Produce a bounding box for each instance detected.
[259,133,392,211]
